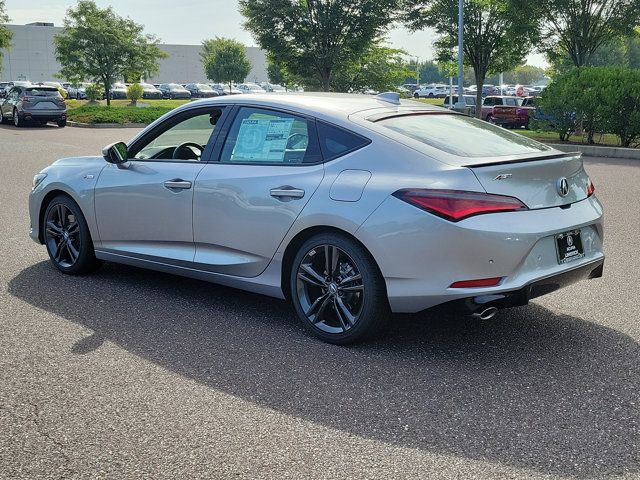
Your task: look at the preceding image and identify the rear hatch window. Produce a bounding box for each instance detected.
[375,113,550,158]
[26,87,61,97]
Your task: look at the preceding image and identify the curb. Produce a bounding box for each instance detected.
[68,121,147,129]
[547,143,640,161]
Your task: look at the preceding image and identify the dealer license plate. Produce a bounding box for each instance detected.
[555,229,585,264]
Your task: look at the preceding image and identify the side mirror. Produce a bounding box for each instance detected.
[102,142,128,164]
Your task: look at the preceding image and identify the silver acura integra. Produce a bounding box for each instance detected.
[29,93,604,344]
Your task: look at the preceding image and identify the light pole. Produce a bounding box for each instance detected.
[455,0,465,109]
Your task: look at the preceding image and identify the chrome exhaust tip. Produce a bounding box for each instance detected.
[472,306,499,320]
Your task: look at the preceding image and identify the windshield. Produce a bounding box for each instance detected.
[196,84,212,90]
[168,84,184,89]
[376,113,550,158]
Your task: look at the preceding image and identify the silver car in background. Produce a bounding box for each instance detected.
[28,93,604,344]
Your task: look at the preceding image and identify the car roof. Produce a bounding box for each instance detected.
[174,93,443,121]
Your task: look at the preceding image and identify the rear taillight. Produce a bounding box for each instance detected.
[587,178,595,197]
[393,189,527,222]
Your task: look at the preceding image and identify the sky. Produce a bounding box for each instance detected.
[5,0,547,67]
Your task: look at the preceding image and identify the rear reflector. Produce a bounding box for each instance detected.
[393,189,527,222]
[450,277,503,288]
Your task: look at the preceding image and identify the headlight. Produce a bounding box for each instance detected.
[32,173,47,190]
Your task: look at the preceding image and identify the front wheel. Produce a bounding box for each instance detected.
[290,233,389,344]
[43,195,102,275]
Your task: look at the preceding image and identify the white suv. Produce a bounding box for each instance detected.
[413,84,448,98]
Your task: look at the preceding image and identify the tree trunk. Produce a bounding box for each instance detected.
[105,81,111,107]
[475,71,484,119]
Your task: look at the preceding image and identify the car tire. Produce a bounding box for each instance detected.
[43,195,103,275]
[428,93,434,98]
[57,118,67,128]
[413,93,419,99]
[486,114,494,124]
[290,233,389,344]
[13,109,22,127]
[0,108,5,124]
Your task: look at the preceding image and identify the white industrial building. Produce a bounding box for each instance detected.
[1,23,268,84]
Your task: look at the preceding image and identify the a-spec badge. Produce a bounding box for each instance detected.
[494,173,513,180]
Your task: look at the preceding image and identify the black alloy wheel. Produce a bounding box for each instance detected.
[43,195,102,275]
[291,233,388,344]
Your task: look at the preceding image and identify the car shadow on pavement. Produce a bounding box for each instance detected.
[8,261,639,478]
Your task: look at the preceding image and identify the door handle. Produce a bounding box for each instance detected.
[270,186,305,199]
[164,179,192,190]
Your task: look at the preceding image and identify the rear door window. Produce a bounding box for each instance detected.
[220,107,321,164]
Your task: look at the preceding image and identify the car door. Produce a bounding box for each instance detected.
[94,106,227,264]
[192,105,325,277]
[3,88,18,116]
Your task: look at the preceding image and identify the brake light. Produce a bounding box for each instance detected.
[450,277,503,288]
[393,189,527,222]
[587,178,595,197]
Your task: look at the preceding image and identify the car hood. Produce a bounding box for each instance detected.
[47,156,106,169]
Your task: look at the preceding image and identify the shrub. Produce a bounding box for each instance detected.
[67,105,172,124]
[127,83,144,106]
[85,83,104,102]
[539,67,640,147]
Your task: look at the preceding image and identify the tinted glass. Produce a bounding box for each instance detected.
[377,113,550,157]
[317,121,370,161]
[221,107,320,164]
[25,87,60,97]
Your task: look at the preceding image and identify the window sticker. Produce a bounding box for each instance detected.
[231,118,295,162]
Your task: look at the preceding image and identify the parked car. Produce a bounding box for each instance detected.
[442,95,477,115]
[139,83,163,100]
[237,83,266,94]
[158,83,191,99]
[67,82,92,100]
[481,95,521,119]
[209,83,242,95]
[0,84,66,127]
[184,83,218,98]
[402,83,420,93]
[28,93,603,344]
[467,84,500,97]
[2,80,31,98]
[0,82,9,98]
[109,83,128,100]
[413,84,448,98]
[261,83,287,93]
[481,95,534,128]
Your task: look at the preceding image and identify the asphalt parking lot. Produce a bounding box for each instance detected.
[0,123,638,480]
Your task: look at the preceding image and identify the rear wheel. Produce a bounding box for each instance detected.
[43,195,102,275]
[290,233,389,344]
[57,118,67,128]
[13,109,22,127]
[0,108,5,124]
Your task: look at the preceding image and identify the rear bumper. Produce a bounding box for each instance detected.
[442,257,604,315]
[21,110,66,121]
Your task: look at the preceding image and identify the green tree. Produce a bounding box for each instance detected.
[240,0,398,91]
[54,0,167,106]
[535,0,640,68]
[202,37,251,89]
[503,64,546,84]
[331,44,412,92]
[127,83,144,106]
[404,0,537,117]
[0,0,12,75]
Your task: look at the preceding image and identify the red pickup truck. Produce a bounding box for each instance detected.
[481,96,534,128]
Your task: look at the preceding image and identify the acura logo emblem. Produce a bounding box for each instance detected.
[557,177,569,197]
